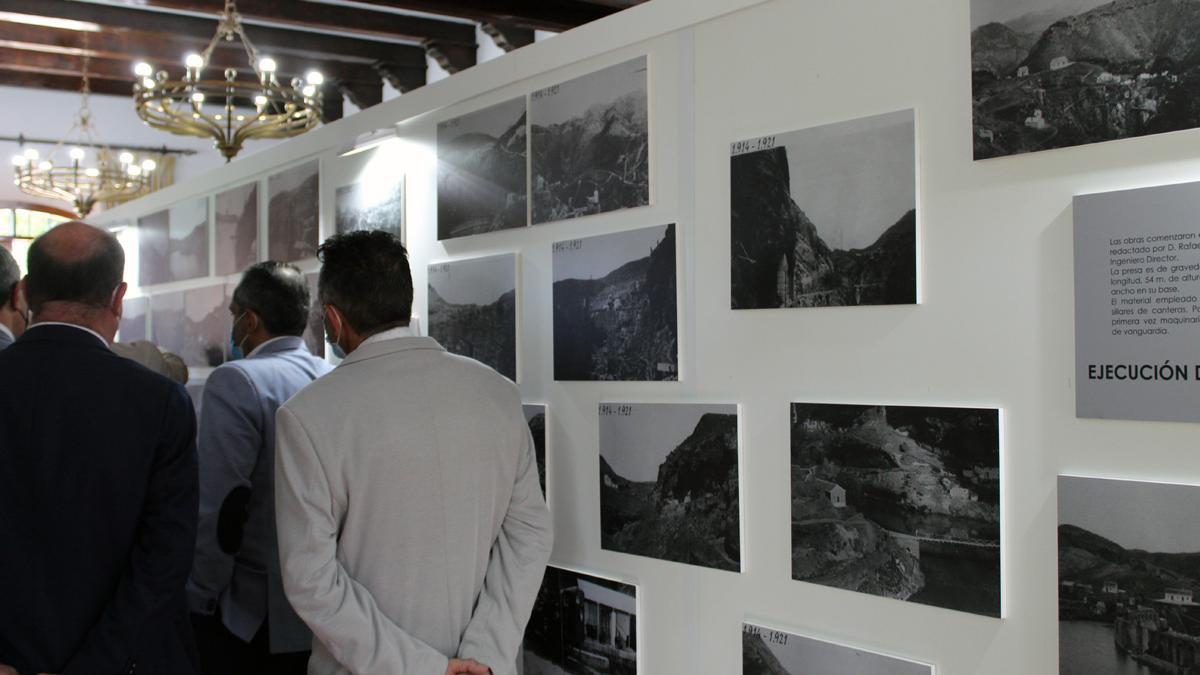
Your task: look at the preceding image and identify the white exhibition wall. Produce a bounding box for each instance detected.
[92,0,1200,673]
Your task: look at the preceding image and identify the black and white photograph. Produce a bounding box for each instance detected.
[599,402,740,572]
[427,254,517,381]
[150,284,228,368]
[302,271,325,359]
[791,403,1001,617]
[137,209,169,287]
[730,110,917,310]
[336,178,404,239]
[531,56,649,225]
[268,160,320,263]
[437,97,526,240]
[742,623,932,675]
[971,0,1200,159]
[1058,475,1200,675]
[524,403,547,496]
[523,566,637,675]
[552,224,677,381]
[168,197,210,282]
[120,296,148,342]
[215,181,258,277]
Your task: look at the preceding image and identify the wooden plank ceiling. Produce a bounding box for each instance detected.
[0,0,648,121]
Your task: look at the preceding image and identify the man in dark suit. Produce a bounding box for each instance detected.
[0,244,27,350]
[0,222,200,675]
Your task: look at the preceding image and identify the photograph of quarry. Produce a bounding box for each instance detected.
[790,403,1002,617]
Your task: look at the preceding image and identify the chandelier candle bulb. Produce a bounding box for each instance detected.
[141,159,156,172]
[118,152,133,165]
[134,62,153,78]
[305,71,324,86]
[23,148,38,161]
[69,147,85,162]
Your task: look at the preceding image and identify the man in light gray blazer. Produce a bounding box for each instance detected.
[275,231,552,675]
[189,262,333,675]
[0,245,28,350]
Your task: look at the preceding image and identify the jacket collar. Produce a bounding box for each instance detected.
[339,335,445,368]
[18,323,111,350]
[247,335,306,359]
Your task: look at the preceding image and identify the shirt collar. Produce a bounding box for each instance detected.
[360,325,415,348]
[247,335,296,358]
[32,321,109,347]
[0,322,13,342]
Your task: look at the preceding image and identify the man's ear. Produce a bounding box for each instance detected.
[111,281,128,316]
[15,278,27,312]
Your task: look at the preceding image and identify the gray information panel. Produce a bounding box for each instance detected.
[1075,181,1200,423]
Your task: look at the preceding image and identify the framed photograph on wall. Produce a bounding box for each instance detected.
[336,178,404,240]
[268,160,320,263]
[743,623,932,674]
[523,566,638,675]
[437,97,526,240]
[427,253,518,381]
[215,181,258,277]
[150,284,228,368]
[137,209,169,287]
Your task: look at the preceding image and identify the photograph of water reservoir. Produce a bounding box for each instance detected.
[531,57,648,225]
[138,209,169,286]
[600,402,740,572]
[268,160,319,263]
[427,253,517,381]
[336,178,404,239]
[437,96,526,240]
[215,181,258,277]
[742,623,932,675]
[731,110,916,309]
[552,224,677,381]
[524,403,547,496]
[971,0,1200,159]
[120,296,148,343]
[523,566,637,675]
[168,197,210,282]
[1058,475,1200,675]
[790,403,1002,617]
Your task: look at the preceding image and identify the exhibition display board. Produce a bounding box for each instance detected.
[91,0,1200,673]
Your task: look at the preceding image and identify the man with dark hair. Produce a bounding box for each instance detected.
[0,222,200,675]
[188,261,332,675]
[275,231,552,675]
[0,245,27,349]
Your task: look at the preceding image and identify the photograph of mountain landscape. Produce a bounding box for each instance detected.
[523,566,637,675]
[531,56,648,225]
[742,623,932,675]
[971,0,1200,159]
[215,181,258,277]
[150,284,228,368]
[302,272,324,359]
[138,209,169,286]
[336,179,404,238]
[268,160,319,263]
[791,403,1001,617]
[168,197,210,282]
[552,224,677,381]
[1058,475,1200,675]
[437,97,526,240]
[524,404,547,496]
[120,296,148,342]
[600,403,740,572]
[731,110,916,310]
[427,254,517,381]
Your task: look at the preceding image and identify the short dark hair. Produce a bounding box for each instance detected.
[232,261,310,337]
[317,230,412,335]
[0,245,18,308]
[26,224,124,313]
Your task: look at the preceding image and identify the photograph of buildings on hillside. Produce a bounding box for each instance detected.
[731,110,917,310]
[790,403,1002,617]
[531,57,649,225]
[552,224,676,381]
[1058,475,1200,674]
[523,566,637,675]
[971,0,1200,159]
[600,402,740,572]
[742,623,931,675]
[427,253,517,381]
[437,97,526,239]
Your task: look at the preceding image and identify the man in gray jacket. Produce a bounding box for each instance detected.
[275,231,552,675]
[0,245,28,350]
[189,261,333,674]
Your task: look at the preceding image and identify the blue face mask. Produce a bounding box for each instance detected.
[228,312,248,360]
[325,308,346,360]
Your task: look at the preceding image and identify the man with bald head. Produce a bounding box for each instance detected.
[0,244,27,349]
[0,222,201,675]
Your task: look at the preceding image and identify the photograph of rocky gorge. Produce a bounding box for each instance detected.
[428,254,517,381]
[971,0,1200,159]
[150,284,228,368]
[437,96,527,240]
[336,179,404,238]
[599,403,740,572]
[168,197,210,282]
[120,296,148,343]
[531,56,648,225]
[525,404,547,496]
[790,403,1001,617]
[138,209,169,286]
[268,160,319,263]
[742,623,931,675]
[1058,475,1200,675]
[302,272,324,359]
[730,110,916,310]
[523,566,637,675]
[552,224,676,381]
[215,182,258,277]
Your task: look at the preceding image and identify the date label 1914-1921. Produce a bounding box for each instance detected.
[437,117,461,131]
[730,136,777,157]
[599,404,633,417]
[553,239,584,252]
[429,263,452,275]
[742,625,789,646]
[532,85,561,101]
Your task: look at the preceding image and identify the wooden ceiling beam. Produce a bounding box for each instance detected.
[0,69,133,97]
[480,23,535,52]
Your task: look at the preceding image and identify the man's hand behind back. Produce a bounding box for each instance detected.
[445,658,491,675]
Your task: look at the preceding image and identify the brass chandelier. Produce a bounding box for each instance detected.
[132,0,324,162]
[11,63,154,218]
